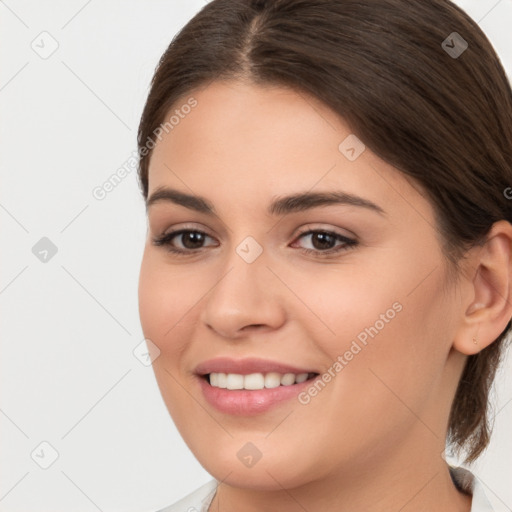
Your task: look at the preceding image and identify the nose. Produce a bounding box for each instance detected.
[199,245,287,339]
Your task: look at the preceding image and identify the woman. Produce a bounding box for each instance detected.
[137,0,512,510]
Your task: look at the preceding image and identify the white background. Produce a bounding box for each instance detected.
[1,1,511,511]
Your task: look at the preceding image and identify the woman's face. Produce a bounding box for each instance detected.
[138,80,467,489]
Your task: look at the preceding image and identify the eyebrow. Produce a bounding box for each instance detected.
[146,186,386,217]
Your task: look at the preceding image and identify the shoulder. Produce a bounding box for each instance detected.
[449,466,495,512]
[155,479,218,512]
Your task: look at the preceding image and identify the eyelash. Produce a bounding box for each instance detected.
[152,227,358,258]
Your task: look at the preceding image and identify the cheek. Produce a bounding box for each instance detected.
[322,275,452,443]
[286,258,451,439]
[138,252,200,421]
[279,260,404,353]
[138,257,167,343]
[138,251,199,374]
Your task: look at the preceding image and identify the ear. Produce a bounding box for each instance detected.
[453,220,512,355]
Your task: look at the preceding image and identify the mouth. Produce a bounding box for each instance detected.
[201,371,319,390]
[194,358,321,415]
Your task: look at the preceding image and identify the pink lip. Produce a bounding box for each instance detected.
[194,357,320,416]
[194,357,316,376]
[198,377,317,415]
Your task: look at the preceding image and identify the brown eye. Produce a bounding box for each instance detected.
[308,232,337,250]
[152,229,217,254]
[175,231,207,249]
[292,229,358,256]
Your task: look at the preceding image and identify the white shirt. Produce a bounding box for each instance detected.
[157,466,494,512]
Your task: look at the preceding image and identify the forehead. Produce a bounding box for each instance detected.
[150,79,345,169]
[147,80,431,224]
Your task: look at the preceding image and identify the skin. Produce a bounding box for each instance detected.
[138,80,512,512]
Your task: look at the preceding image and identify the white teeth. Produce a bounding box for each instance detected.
[226,373,244,390]
[280,373,296,386]
[264,372,281,389]
[208,372,312,390]
[244,373,265,390]
[209,373,219,387]
[217,373,227,388]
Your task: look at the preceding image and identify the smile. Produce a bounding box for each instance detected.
[206,371,317,390]
[195,358,321,415]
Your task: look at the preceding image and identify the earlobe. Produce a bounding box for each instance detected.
[453,220,512,356]
[454,312,484,356]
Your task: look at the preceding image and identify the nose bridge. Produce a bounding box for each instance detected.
[199,233,286,337]
[216,230,269,290]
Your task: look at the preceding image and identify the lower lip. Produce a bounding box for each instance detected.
[198,375,318,415]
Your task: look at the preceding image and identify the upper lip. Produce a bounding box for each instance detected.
[195,357,318,376]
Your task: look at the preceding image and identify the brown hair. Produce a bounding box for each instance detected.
[137,0,512,463]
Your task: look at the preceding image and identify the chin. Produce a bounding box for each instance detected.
[187,435,324,491]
